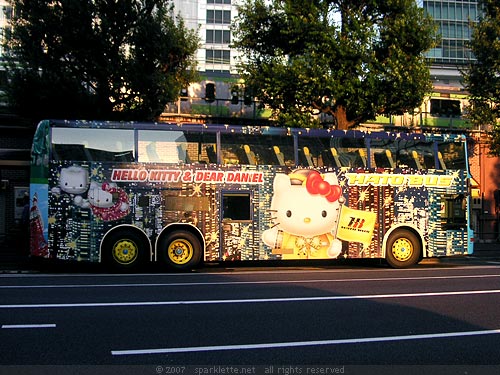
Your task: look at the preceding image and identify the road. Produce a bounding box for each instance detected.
[1,261,500,374]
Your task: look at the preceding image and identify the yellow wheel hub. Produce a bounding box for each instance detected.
[168,239,193,265]
[391,238,413,262]
[112,240,138,265]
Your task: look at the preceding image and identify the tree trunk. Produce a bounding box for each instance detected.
[333,105,356,130]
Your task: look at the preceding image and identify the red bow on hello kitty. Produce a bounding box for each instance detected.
[305,171,342,202]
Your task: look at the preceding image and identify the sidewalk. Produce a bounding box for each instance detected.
[1,241,499,272]
[471,241,500,258]
[0,243,33,272]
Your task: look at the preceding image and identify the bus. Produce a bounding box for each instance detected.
[29,119,474,270]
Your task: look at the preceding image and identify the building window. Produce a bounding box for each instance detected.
[430,99,461,117]
[206,50,230,64]
[207,0,231,4]
[206,30,231,44]
[206,10,231,24]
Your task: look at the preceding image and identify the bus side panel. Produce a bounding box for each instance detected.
[46,162,124,262]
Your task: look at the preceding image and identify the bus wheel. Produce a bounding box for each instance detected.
[103,230,146,271]
[386,229,421,268]
[159,231,202,270]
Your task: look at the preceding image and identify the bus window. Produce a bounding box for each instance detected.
[430,99,461,117]
[183,131,217,164]
[205,145,217,164]
[442,194,467,229]
[139,130,183,163]
[298,137,331,167]
[395,140,435,170]
[220,133,294,166]
[220,134,244,164]
[52,127,134,162]
[370,138,396,169]
[264,135,294,167]
[373,149,396,168]
[222,192,251,221]
[140,130,218,164]
[437,141,466,170]
[330,137,367,168]
[256,135,295,167]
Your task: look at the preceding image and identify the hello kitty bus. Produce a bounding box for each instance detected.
[29,119,473,270]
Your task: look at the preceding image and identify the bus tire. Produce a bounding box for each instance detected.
[102,230,147,271]
[158,231,202,270]
[385,229,421,268]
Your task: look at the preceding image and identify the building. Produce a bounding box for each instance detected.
[419,1,500,241]
[423,0,478,65]
[420,0,478,92]
[172,0,241,75]
[164,0,268,123]
[420,0,478,123]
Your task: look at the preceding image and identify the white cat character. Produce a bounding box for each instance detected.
[88,182,129,221]
[88,182,114,208]
[51,165,90,207]
[262,170,343,259]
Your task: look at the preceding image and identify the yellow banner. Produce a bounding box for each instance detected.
[336,205,376,248]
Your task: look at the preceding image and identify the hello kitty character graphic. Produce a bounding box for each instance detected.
[88,181,129,221]
[51,165,90,207]
[262,170,343,259]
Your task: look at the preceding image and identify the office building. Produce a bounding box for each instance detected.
[172,0,242,75]
[420,0,479,86]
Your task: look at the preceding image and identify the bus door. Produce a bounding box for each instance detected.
[220,191,254,261]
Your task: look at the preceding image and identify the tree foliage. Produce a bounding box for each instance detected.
[3,0,199,122]
[463,0,500,155]
[233,0,438,129]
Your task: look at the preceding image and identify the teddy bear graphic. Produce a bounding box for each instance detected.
[262,170,343,259]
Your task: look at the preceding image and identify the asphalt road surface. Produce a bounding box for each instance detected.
[1,261,500,374]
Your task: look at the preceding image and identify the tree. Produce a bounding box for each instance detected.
[463,0,500,155]
[233,0,438,129]
[3,0,199,122]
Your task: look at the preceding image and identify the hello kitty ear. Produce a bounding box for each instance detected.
[273,174,290,191]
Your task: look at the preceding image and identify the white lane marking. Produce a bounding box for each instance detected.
[111,328,500,355]
[1,324,56,329]
[1,289,500,309]
[1,274,499,289]
[1,265,498,279]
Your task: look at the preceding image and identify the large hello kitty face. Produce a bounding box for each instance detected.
[59,166,89,194]
[271,172,341,237]
[88,185,114,208]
